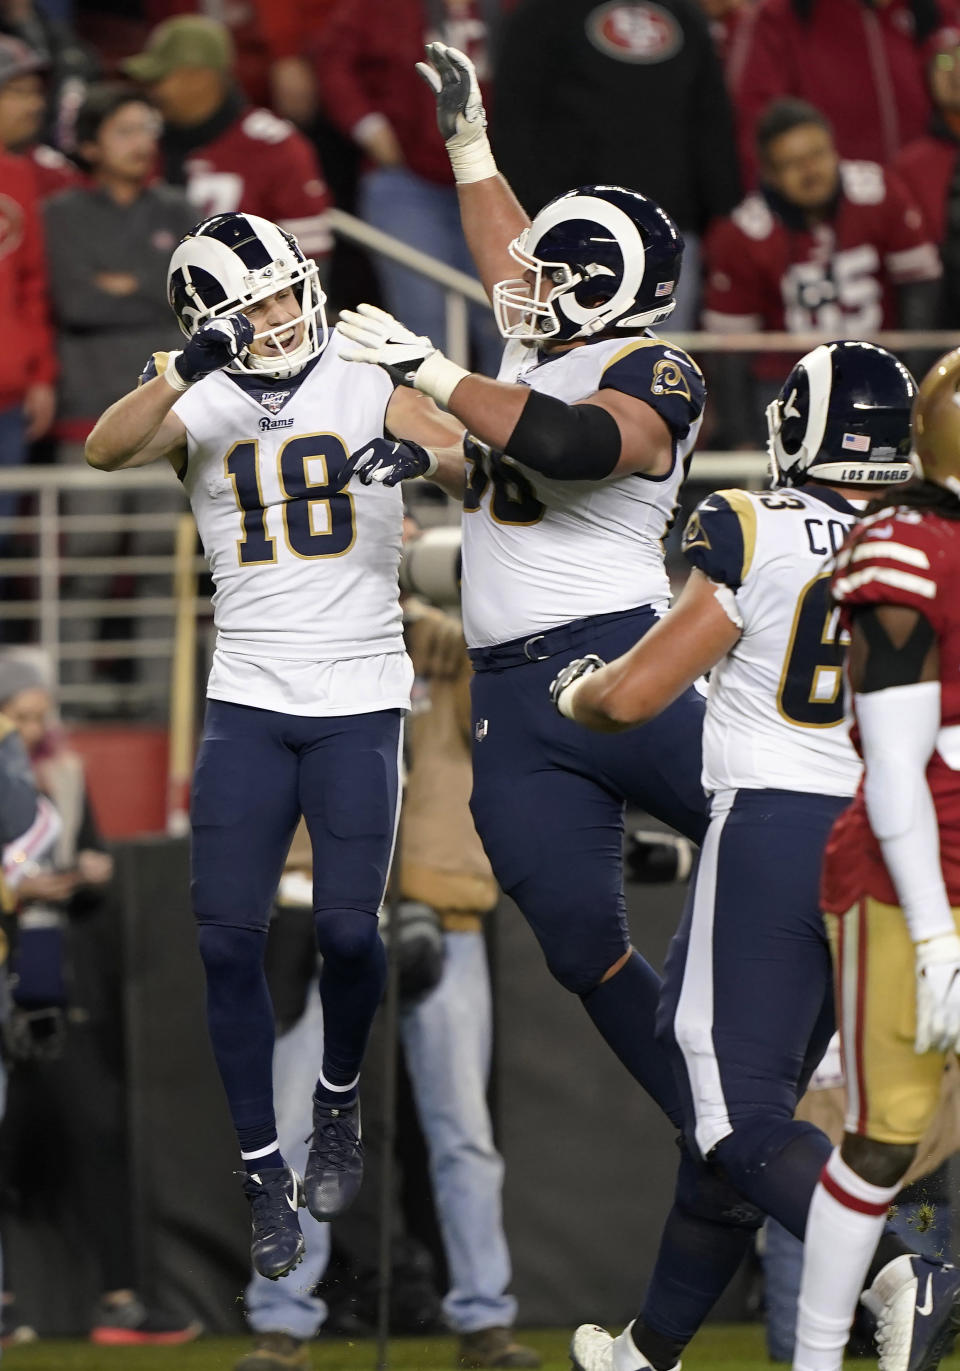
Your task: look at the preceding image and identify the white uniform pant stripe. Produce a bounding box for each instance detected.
[672,806,733,1157]
[375,716,405,916]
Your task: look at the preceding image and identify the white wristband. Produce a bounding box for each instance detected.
[557,674,590,721]
[420,449,439,478]
[413,351,471,407]
[162,352,192,393]
[447,132,498,185]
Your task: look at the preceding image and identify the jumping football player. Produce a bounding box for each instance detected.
[794,352,960,1370]
[339,39,708,1115]
[552,343,960,1371]
[84,211,461,1282]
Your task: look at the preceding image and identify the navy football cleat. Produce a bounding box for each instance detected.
[241,1166,305,1281]
[304,1095,363,1221]
[863,1255,960,1371]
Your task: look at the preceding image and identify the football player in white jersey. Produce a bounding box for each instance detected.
[84,211,463,1283]
[552,343,960,1371]
[339,39,708,1116]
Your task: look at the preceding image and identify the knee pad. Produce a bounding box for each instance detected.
[547,944,620,996]
[675,1139,764,1231]
[195,923,266,985]
[712,1116,824,1196]
[314,906,382,968]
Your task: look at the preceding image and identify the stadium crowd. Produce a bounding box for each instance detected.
[2,2,960,1370]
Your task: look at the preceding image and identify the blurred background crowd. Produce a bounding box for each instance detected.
[2,0,960,1364]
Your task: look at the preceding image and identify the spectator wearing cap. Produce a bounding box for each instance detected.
[702,97,942,444]
[892,31,960,322]
[314,0,503,375]
[0,0,99,154]
[121,14,332,263]
[0,36,79,199]
[735,0,960,186]
[0,650,203,1347]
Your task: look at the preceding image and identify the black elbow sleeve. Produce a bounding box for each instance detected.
[505,389,622,480]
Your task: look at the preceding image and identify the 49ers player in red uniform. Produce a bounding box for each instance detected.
[793,351,960,1371]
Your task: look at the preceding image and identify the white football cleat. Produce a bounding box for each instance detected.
[570,1321,680,1371]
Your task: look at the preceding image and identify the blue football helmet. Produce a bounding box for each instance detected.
[166,211,327,378]
[767,341,917,488]
[493,185,684,342]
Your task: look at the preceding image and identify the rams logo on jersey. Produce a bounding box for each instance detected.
[651,356,691,401]
[682,511,711,555]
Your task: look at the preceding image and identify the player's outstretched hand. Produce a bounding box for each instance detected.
[549,655,606,719]
[338,304,438,387]
[914,931,960,1053]
[345,437,438,487]
[174,314,254,385]
[416,42,487,144]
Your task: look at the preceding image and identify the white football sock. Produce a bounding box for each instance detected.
[793,1147,899,1371]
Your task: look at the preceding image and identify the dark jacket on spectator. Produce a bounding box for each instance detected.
[314,0,493,186]
[42,181,193,440]
[492,0,741,232]
[736,0,960,183]
[0,149,55,411]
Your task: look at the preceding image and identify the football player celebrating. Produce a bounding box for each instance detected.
[85,212,462,1282]
[552,344,960,1371]
[791,355,960,1370]
[338,41,787,1342]
[340,40,708,1122]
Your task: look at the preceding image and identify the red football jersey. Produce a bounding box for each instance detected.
[181,106,332,259]
[703,161,940,342]
[822,507,960,914]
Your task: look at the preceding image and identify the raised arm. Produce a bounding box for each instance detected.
[85,316,253,472]
[416,43,528,299]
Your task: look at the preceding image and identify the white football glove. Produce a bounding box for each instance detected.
[914,931,960,1054]
[549,655,606,720]
[415,42,497,184]
[338,304,469,406]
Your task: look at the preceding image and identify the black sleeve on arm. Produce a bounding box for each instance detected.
[505,390,622,480]
[854,606,936,693]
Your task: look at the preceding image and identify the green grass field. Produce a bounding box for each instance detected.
[5,1326,960,1371]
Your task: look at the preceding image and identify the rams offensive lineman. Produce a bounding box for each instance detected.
[336,39,787,1344]
[84,211,461,1282]
[340,39,707,1115]
[553,344,960,1371]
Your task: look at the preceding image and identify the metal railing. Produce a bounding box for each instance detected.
[3,210,951,718]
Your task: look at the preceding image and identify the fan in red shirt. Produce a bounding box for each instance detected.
[0,36,80,199]
[702,98,941,444]
[121,15,331,262]
[735,0,960,187]
[699,0,759,90]
[794,351,960,1371]
[891,31,960,323]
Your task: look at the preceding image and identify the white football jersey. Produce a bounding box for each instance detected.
[682,485,863,798]
[460,334,705,648]
[162,332,411,715]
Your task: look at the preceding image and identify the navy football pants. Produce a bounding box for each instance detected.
[189,699,402,1153]
[658,788,847,1209]
[191,700,402,932]
[469,607,707,998]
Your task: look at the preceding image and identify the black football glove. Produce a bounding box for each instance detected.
[345,437,439,488]
[173,314,255,386]
[549,654,606,717]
